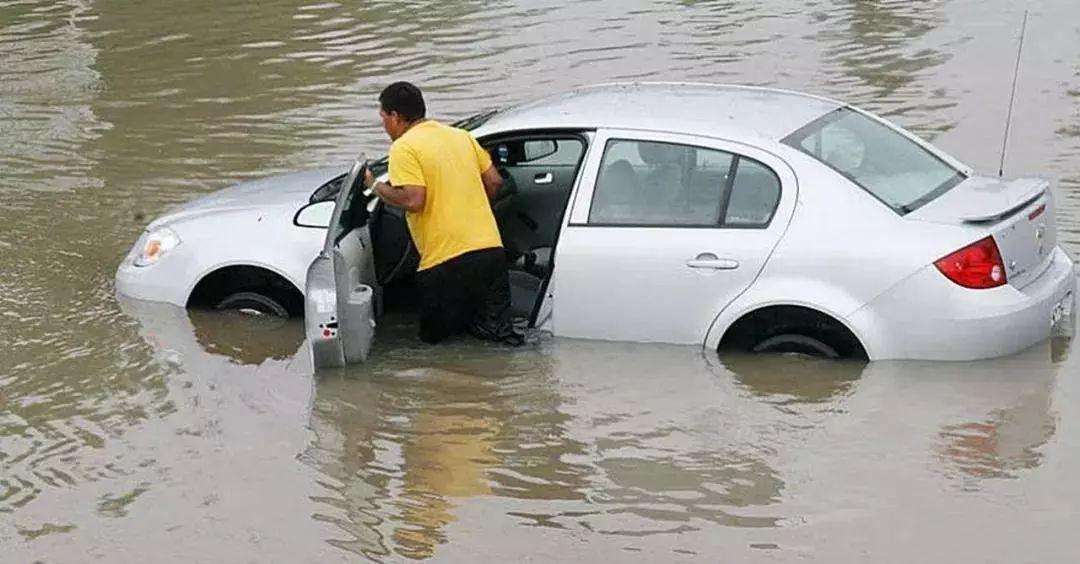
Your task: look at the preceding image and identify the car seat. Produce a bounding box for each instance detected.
[591,159,642,223]
[638,142,695,219]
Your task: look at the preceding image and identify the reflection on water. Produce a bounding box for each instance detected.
[719,353,864,407]
[306,331,787,559]
[934,353,1058,486]
[3,0,1080,560]
[189,309,304,366]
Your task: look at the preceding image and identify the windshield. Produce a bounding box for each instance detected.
[783,108,965,214]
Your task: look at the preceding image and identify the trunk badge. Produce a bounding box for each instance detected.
[1036,225,1046,240]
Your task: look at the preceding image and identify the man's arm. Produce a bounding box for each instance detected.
[366,169,425,212]
[480,165,503,200]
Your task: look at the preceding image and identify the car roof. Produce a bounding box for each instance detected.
[475,82,843,143]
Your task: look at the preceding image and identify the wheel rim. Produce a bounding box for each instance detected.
[215,291,289,318]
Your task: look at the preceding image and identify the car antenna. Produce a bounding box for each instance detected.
[998,9,1029,178]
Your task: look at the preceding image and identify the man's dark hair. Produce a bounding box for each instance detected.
[379,82,426,122]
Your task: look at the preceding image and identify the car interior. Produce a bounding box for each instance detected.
[367,133,588,325]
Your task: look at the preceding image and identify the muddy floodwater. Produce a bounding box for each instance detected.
[3,0,1080,561]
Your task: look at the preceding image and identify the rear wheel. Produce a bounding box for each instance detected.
[215,291,289,317]
[719,306,867,360]
[751,333,839,358]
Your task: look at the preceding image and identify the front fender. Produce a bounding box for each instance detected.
[172,207,321,301]
[183,259,305,306]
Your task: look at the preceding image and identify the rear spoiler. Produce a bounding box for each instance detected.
[960,178,1048,224]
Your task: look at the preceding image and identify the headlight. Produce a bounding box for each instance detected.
[133,227,181,267]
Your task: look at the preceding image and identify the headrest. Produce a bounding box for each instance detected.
[637,142,693,166]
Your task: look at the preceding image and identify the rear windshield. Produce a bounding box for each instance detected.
[783,108,965,214]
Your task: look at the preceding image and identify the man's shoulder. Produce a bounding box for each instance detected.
[403,121,474,149]
[388,137,413,158]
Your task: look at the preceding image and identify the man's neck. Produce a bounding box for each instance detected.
[400,118,428,136]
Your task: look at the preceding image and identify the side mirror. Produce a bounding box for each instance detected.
[294,200,335,228]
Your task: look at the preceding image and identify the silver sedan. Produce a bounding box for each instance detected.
[116,82,1076,365]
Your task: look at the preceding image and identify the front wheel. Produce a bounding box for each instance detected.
[215,291,289,318]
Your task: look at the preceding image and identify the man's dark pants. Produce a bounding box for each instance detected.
[415,247,519,344]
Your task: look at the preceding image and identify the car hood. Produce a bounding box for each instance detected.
[148,167,347,229]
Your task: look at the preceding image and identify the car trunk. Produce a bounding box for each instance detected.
[907,176,1056,289]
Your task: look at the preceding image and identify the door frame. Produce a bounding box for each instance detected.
[476,129,594,326]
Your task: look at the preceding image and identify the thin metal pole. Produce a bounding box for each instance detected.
[999,9,1029,177]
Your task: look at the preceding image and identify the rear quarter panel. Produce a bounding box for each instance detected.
[705,145,983,356]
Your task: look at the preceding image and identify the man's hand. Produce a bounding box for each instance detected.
[367,170,426,213]
[363,167,376,191]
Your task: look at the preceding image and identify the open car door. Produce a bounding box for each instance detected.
[305,155,379,369]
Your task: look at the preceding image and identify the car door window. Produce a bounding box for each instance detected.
[493,138,584,169]
[589,139,733,226]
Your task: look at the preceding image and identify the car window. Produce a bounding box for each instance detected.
[588,139,734,226]
[310,174,346,203]
[725,158,781,227]
[783,107,964,214]
[331,161,378,241]
[493,139,584,167]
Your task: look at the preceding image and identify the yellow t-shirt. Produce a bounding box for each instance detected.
[388,120,502,271]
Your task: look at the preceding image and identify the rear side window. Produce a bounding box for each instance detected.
[588,138,779,228]
[783,107,964,214]
[726,159,781,227]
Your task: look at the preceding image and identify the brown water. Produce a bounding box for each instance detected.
[3,0,1080,561]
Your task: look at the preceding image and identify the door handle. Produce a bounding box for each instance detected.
[686,253,739,270]
[534,172,553,185]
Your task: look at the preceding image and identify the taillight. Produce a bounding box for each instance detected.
[934,236,1007,289]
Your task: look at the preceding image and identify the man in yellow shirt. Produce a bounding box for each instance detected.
[364,82,523,346]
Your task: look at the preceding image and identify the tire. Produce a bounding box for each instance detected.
[215,291,289,318]
[751,333,839,359]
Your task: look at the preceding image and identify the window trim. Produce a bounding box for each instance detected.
[781,107,966,216]
[575,137,781,230]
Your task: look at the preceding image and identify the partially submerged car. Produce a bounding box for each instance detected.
[117,82,1075,366]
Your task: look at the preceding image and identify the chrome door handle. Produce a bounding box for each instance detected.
[534,172,553,185]
[686,253,739,270]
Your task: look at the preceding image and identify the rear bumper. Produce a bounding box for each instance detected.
[850,246,1076,361]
